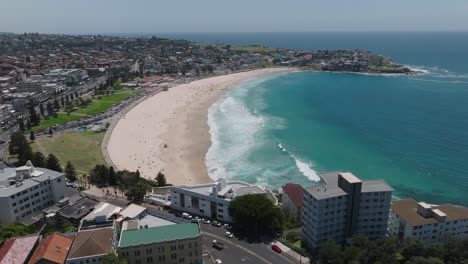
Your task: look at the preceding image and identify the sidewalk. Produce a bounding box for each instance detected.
[272,241,310,264]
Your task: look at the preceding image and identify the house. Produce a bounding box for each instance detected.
[281,183,304,221]
[0,234,40,264]
[28,233,74,264]
[388,199,468,243]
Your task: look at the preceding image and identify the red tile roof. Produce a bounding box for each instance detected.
[28,233,74,264]
[0,234,40,264]
[282,183,304,208]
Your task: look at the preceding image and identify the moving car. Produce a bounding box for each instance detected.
[182,213,193,219]
[212,240,224,250]
[271,244,282,253]
[215,260,223,264]
[225,232,233,238]
[223,224,232,230]
[211,221,222,227]
[201,218,211,224]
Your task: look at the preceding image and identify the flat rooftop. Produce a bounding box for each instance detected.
[0,166,63,197]
[391,199,468,226]
[121,214,175,231]
[119,223,199,248]
[82,202,122,222]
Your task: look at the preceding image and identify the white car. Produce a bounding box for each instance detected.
[215,259,223,264]
[225,232,233,238]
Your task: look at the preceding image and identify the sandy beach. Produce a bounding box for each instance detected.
[106,68,293,185]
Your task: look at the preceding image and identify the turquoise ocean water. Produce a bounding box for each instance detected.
[123,32,468,205]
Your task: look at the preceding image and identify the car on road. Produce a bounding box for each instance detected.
[223,224,232,230]
[191,218,201,223]
[182,213,193,219]
[225,232,233,238]
[212,240,224,250]
[175,213,182,218]
[215,259,223,264]
[201,218,211,224]
[211,221,222,227]
[271,244,282,253]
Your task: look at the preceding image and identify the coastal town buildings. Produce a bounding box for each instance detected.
[28,233,74,264]
[301,172,393,248]
[117,223,202,264]
[170,178,268,222]
[0,161,66,225]
[388,199,468,243]
[281,183,304,221]
[0,234,40,264]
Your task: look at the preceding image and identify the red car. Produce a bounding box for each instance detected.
[271,244,282,253]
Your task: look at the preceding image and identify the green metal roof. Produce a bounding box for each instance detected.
[119,223,200,247]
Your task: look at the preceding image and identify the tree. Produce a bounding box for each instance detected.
[0,224,36,241]
[89,164,110,186]
[18,145,33,165]
[29,130,35,141]
[228,194,284,237]
[17,118,25,132]
[64,161,77,182]
[126,182,147,203]
[155,171,167,187]
[406,257,444,264]
[28,104,40,126]
[102,253,127,264]
[46,154,62,172]
[108,166,117,186]
[9,132,29,156]
[318,240,343,264]
[26,119,31,130]
[32,152,46,167]
[39,103,45,117]
[47,101,55,115]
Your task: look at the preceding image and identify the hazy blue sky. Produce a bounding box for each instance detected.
[1,0,468,33]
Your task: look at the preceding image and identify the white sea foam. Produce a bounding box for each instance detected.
[277,142,321,182]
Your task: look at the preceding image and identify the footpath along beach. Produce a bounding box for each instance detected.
[106,68,294,185]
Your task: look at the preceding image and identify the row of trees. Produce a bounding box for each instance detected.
[9,132,78,182]
[317,235,468,264]
[88,164,170,203]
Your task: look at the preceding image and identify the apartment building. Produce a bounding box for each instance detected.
[389,199,468,243]
[0,161,66,225]
[170,178,268,222]
[302,172,393,248]
[118,223,202,264]
[16,80,43,93]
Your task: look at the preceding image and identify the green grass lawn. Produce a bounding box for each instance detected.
[31,89,139,132]
[32,130,106,174]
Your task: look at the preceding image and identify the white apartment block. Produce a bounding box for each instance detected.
[0,161,66,224]
[389,199,468,243]
[302,172,393,248]
[170,178,268,223]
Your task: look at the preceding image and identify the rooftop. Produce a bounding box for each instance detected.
[28,233,74,264]
[391,199,468,226]
[121,214,175,231]
[82,202,122,223]
[173,178,267,201]
[119,223,200,248]
[0,163,63,197]
[116,204,146,222]
[0,234,40,264]
[67,228,114,260]
[282,183,304,208]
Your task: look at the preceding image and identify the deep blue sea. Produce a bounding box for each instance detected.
[124,32,468,205]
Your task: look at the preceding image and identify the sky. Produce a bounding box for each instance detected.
[1,0,468,34]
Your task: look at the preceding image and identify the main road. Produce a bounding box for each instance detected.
[98,196,299,264]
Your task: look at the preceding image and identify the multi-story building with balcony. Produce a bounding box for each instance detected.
[302,172,393,248]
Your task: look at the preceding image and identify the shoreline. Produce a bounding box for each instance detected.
[106,68,295,185]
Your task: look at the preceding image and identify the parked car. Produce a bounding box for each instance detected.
[225,232,233,238]
[223,224,232,230]
[211,221,222,227]
[201,218,211,224]
[182,213,193,219]
[271,244,282,253]
[191,218,201,223]
[215,259,223,264]
[175,213,182,218]
[212,240,224,250]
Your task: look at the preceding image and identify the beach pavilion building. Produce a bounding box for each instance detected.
[169,178,269,222]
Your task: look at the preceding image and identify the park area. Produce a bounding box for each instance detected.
[32,130,106,175]
[31,89,139,132]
